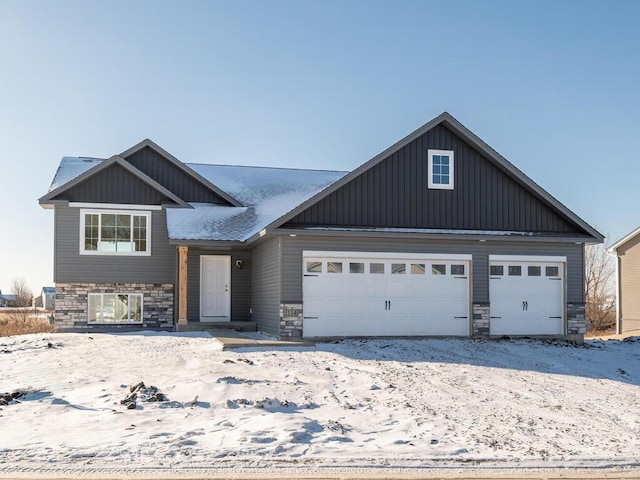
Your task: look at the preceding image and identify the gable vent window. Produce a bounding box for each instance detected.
[80,209,151,256]
[428,149,454,190]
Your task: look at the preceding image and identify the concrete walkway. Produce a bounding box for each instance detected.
[209,329,315,350]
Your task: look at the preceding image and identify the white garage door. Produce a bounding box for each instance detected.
[302,252,471,337]
[489,256,564,336]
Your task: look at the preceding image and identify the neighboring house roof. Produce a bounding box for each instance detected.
[0,294,17,301]
[42,287,55,295]
[608,226,640,252]
[255,112,604,243]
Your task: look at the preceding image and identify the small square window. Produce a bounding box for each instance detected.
[370,263,385,274]
[546,266,559,277]
[451,264,465,275]
[508,266,522,276]
[528,266,541,276]
[306,261,322,273]
[428,149,454,190]
[432,264,446,275]
[490,265,504,276]
[411,263,425,274]
[327,262,342,273]
[392,263,406,274]
[350,262,365,274]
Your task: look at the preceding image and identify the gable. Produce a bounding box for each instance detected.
[284,123,582,235]
[47,163,180,205]
[124,146,232,205]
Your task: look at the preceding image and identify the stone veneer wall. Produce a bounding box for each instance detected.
[472,303,490,336]
[566,302,586,335]
[279,303,303,338]
[54,283,174,331]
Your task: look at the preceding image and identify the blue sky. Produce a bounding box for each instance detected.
[1,0,639,294]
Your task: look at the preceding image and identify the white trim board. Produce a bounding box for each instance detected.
[303,251,472,261]
[70,202,163,210]
[489,255,567,263]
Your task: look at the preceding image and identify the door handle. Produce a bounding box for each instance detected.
[389,300,391,311]
[522,301,525,311]
[385,300,388,310]
[525,301,528,311]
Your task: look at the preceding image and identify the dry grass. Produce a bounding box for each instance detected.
[0,310,54,337]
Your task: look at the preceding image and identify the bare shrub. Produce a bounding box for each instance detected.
[0,312,53,337]
[585,244,616,332]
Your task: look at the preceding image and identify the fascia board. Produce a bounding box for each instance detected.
[608,226,640,252]
[120,139,243,207]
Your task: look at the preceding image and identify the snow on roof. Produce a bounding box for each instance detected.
[167,164,347,241]
[49,157,347,242]
[49,157,103,191]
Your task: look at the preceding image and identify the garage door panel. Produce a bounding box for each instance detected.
[489,260,563,336]
[303,255,470,337]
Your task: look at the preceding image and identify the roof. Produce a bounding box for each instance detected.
[43,157,346,242]
[257,111,604,243]
[0,294,17,301]
[39,112,603,244]
[42,287,55,294]
[167,165,347,241]
[608,226,640,252]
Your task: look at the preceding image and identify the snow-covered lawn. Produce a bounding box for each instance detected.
[0,332,639,477]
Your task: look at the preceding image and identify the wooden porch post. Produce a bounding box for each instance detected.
[178,246,188,326]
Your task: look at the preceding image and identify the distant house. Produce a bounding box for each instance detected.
[41,287,55,310]
[608,227,640,334]
[0,293,18,308]
[39,112,603,341]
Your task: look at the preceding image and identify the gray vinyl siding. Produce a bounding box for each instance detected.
[125,146,230,205]
[617,235,640,332]
[54,206,174,283]
[51,164,175,205]
[286,124,580,234]
[280,235,584,304]
[186,249,251,322]
[251,237,282,336]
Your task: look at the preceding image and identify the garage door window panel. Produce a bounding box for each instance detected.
[392,263,406,274]
[370,263,385,274]
[508,266,522,276]
[546,266,559,277]
[528,266,541,276]
[306,261,322,273]
[411,263,425,274]
[451,264,465,275]
[350,262,365,274]
[432,264,446,275]
[490,265,504,276]
[327,262,343,273]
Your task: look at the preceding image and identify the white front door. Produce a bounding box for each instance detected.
[200,255,231,322]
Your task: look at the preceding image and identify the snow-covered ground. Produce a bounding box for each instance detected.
[0,332,639,478]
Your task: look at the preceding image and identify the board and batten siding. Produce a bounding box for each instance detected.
[280,235,584,304]
[617,235,640,332]
[286,124,581,234]
[53,164,175,205]
[250,237,282,336]
[54,206,174,284]
[186,249,251,322]
[124,146,230,205]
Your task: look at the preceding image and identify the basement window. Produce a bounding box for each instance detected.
[428,149,454,190]
[88,293,143,324]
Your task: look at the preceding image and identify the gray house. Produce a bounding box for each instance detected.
[608,227,640,334]
[39,112,603,341]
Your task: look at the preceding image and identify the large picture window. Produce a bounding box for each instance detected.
[88,293,143,324]
[80,210,150,255]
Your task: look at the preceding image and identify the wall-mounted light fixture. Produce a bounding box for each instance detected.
[235,259,243,269]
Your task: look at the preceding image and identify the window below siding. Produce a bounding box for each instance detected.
[80,209,151,256]
[428,149,454,190]
[88,293,143,324]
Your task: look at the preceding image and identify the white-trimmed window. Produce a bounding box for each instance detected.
[80,209,151,255]
[88,293,143,324]
[428,149,454,190]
